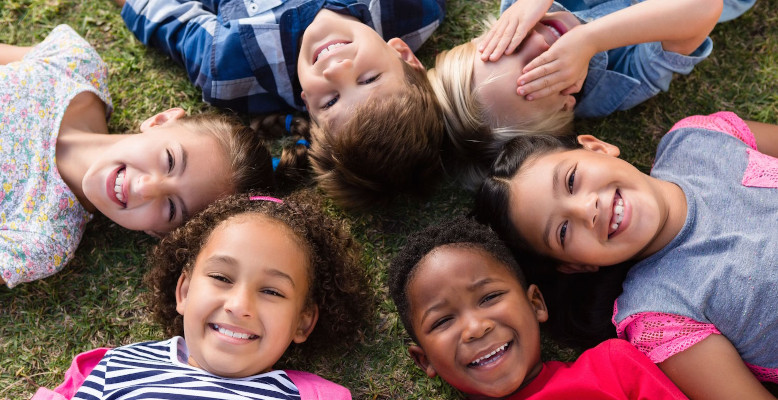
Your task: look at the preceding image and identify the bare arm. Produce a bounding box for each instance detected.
[0,44,33,65]
[659,334,776,400]
[518,0,722,99]
[745,120,778,158]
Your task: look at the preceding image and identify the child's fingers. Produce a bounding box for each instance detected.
[479,20,522,61]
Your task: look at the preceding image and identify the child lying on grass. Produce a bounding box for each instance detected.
[388,216,687,399]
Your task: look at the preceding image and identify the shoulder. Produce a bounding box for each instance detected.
[665,112,754,148]
[285,370,352,400]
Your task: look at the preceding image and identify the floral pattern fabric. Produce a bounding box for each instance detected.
[0,25,112,288]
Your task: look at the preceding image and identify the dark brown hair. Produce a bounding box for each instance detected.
[143,190,373,356]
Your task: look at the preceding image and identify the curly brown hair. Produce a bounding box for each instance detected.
[143,190,373,357]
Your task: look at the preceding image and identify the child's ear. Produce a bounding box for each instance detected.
[556,263,600,274]
[577,135,620,157]
[175,271,191,316]
[387,38,425,72]
[526,284,549,323]
[140,107,186,132]
[292,304,319,344]
[408,345,438,378]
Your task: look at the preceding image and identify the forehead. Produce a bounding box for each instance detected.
[199,214,310,274]
[411,245,517,293]
[310,62,407,129]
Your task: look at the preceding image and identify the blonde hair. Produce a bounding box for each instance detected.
[428,38,574,190]
[309,61,445,210]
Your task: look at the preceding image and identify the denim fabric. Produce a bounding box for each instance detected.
[122,0,445,113]
[497,0,714,118]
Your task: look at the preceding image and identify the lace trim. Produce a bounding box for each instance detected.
[613,304,720,363]
[746,363,778,384]
[742,148,778,188]
[669,111,756,149]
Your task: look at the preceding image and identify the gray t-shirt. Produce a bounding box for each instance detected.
[615,116,778,369]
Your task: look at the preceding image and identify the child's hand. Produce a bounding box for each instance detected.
[478,0,553,62]
[516,27,595,101]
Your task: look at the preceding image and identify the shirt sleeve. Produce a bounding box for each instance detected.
[607,339,689,399]
[0,230,75,288]
[614,309,722,364]
[121,0,217,88]
[668,111,756,149]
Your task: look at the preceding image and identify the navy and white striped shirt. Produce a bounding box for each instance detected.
[121,0,446,114]
[73,337,302,399]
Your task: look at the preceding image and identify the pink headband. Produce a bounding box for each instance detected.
[249,195,283,204]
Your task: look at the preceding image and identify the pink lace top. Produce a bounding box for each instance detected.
[614,111,778,383]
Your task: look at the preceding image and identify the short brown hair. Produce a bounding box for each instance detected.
[309,61,445,210]
[174,113,274,194]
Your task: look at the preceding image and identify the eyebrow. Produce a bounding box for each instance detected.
[179,145,190,222]
[205,256,296,287]
[542,161,566,249]
[419,277,498,325]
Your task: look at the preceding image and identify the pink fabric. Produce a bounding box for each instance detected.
[743,148,778,188]
[613,302,720,364]
[32,348,109,400]
[285,370,352,400]
[745,363,778,384]
[669,111,757,149]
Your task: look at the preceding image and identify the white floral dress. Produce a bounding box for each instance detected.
[0,25,112,288]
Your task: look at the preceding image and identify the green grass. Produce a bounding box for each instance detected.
[1,0,777,398]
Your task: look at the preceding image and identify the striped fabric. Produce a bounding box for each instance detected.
[73,337,301,399]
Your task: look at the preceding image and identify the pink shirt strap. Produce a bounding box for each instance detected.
[669,111,756,150]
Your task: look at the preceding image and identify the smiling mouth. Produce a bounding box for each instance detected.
[609,191,625,236]
[468,341,512,367]
[210,323,259,340]
[114,167,126,207]
[313,41,349,64]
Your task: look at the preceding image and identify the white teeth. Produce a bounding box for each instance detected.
[213,324,255,340]
[611,198,624,231]
[114,169,125,203]
[316,42,347,62]
[543,23,561,38]
[471,342,509,365]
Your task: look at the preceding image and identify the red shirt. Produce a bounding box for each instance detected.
[508,339,687,400]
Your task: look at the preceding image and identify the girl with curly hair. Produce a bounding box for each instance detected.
[34,191,373,400]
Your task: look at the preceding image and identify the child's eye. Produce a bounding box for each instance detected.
[209,274,231,284]
[322,94,339,109]
[481,291,503,304]
[166,149,174,173]
[261,289,284,297]
[360,74,381,85]
[567,166,576,194]
[559,221,568,246]
[430,316,452,331]
[168,198,176,222]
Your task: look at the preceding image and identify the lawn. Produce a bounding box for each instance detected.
[1,0,777,398]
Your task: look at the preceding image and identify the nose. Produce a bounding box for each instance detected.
[135,174,170,200]
[461,311,494,343]
[570,192,598,228]
[322,57,354,82]
[224,285,254,318]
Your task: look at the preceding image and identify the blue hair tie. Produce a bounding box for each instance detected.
[272,156,280,171]
[285,114,293,133]
[296,139,310,148]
